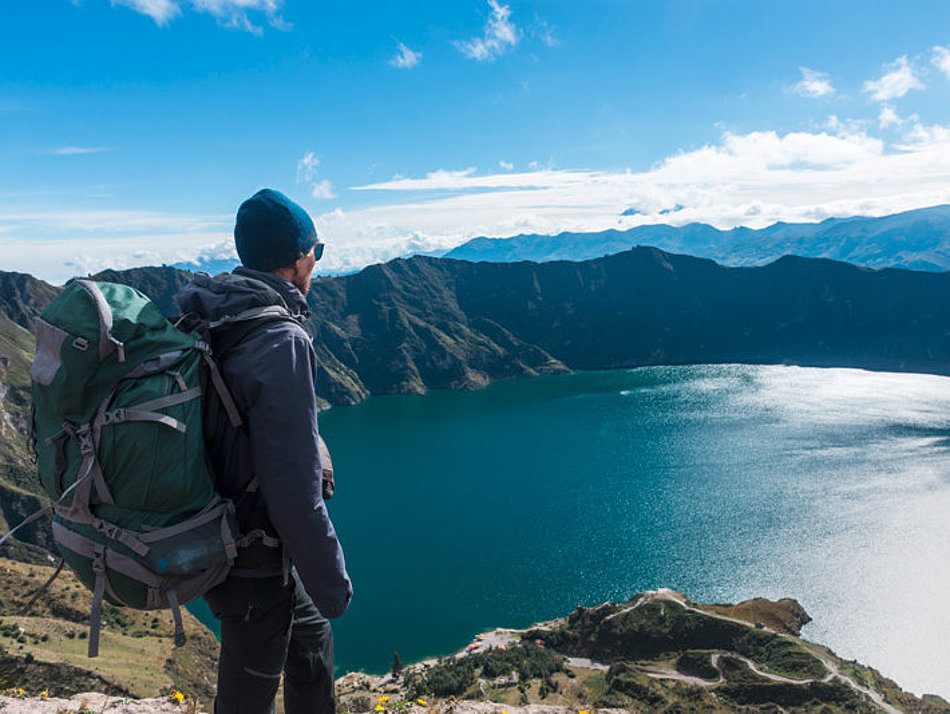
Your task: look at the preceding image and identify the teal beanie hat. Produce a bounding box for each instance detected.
[235,188,318,272]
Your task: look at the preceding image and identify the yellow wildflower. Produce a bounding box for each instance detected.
[40,691,48,698]
[17,688,24,695]
[171,690,185,703]
[416,700,427,706]
[580,710,590,714]
[378,696,390,702]
[376,705,385,712]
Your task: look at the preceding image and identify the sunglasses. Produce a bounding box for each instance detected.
[312,242,325,262]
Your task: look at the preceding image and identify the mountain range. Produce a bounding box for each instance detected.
[4,247,950,413]
[445,204,950,271]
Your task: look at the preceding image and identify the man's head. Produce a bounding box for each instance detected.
[234,188,323,294]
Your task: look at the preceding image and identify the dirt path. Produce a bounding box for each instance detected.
[635,590,904,714]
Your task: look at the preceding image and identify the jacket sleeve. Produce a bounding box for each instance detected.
[235,322,353,618]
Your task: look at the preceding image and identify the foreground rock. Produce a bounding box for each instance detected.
[0,692,192,713]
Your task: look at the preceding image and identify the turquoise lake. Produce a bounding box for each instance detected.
[196,364,950,698]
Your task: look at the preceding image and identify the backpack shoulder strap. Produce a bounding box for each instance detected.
[210,306,299,357]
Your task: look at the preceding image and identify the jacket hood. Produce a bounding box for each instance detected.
[175,266,310,324]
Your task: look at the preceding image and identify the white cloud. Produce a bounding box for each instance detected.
[311,180,336,200]
[297,151,319,183]
[111,0,180,25]
[112,0,286,32]
[455,0,519,62]
[49,146,110,155]
[932,46,950,79]
[371,168,477,190]
[0,208,230,284]
[792,67,835,98]
[878,106,901,128]
[389,41,422,69]
[295,152,334,199]
[899,120,950,149]
[499,160,514,170]
[863,55,924,101]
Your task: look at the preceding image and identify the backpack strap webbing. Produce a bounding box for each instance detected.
[166,589,187,647]
[211,310,298,358]
[0,504,54,549]
[18,558,65,616]
[88,544,107,657]
[205,311,298,528]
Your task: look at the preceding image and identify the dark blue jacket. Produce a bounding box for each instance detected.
[176,267,352,619]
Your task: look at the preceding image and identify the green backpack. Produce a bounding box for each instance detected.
[26,279,246,657]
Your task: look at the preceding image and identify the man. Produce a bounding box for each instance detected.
[176,188,352,714]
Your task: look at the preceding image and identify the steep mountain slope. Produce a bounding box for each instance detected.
[305,249,950,404]
[4,244,950,412]
[0,273,60,331]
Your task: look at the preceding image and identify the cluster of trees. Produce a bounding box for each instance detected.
[402,642,566,699]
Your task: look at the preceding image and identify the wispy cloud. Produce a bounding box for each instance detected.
[499,160,514,171]
[531,17,558,48]
[111,0,180,26]
[389,41,422,69]
[295,152,335,199]
[112,0,287,33]
[311,180,336,200]
[455,0,519,62]
[297,151,319,183]
[932,46,950,79]
[878,106,901,128]
[792,67,835,98]
[48,146,110,155]
[863,55,924,101]
[369,168,478,191]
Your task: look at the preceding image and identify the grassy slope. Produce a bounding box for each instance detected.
[0,558,218,703]
[0,316,33,467]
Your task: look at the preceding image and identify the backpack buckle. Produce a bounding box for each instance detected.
[91,547,106,574]
[76,428,95,456]
[102,408,127,425]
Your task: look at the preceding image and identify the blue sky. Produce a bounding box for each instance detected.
[3,0,950,282]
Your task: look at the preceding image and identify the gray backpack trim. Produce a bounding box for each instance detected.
[208,304,293,330]
[53,497,237,657]
[44,378,234,657]
[74,280,126,362]
[31,319,70,386]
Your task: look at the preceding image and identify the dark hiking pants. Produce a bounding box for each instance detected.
[204,571,335,714]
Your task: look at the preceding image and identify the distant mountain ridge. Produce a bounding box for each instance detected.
[445,204,950,272]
